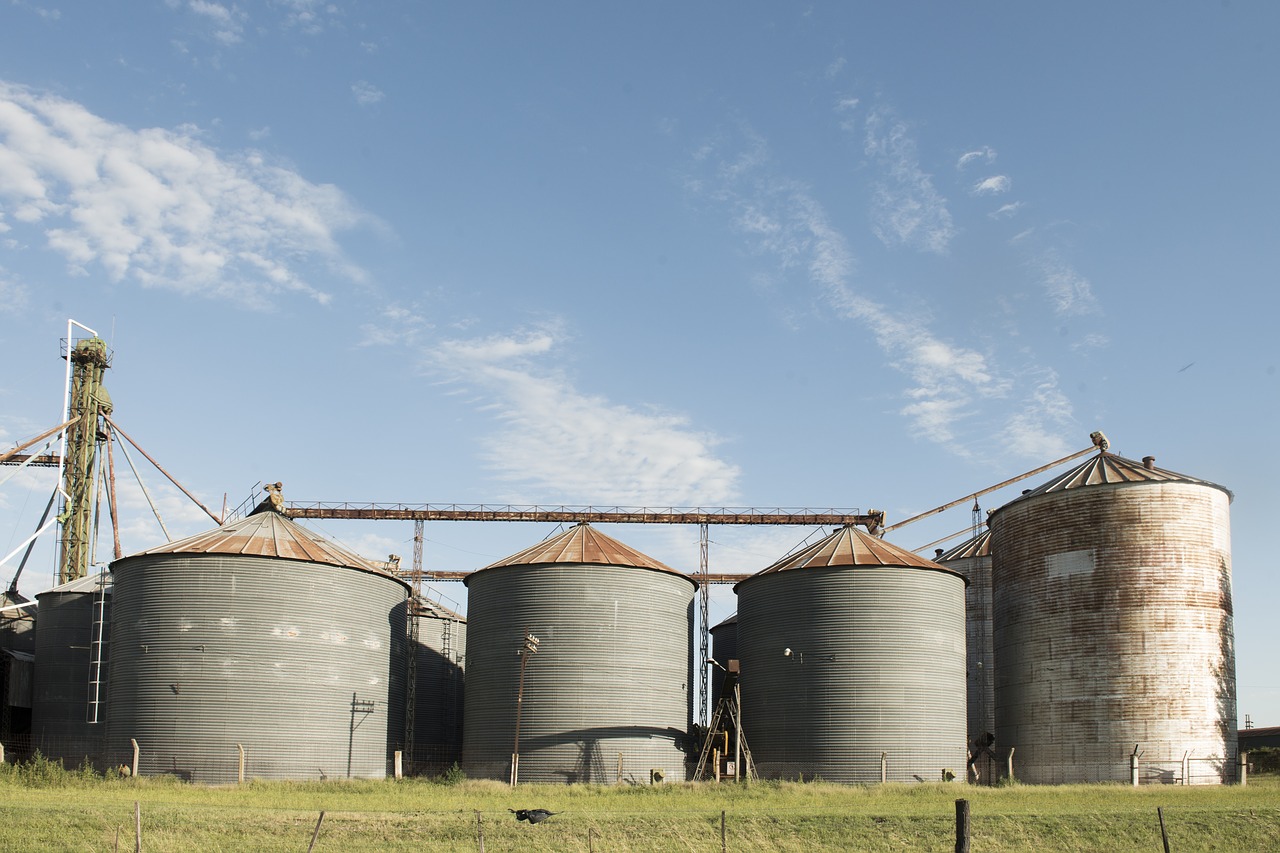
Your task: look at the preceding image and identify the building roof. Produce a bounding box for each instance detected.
[37,571,112,596]
[937,529,990,561]
[122,508,383,572]
[740,525,959,590]
[472,522,689,581]
[999,451,1232,508]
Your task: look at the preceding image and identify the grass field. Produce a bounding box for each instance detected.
[1,759,1277,852]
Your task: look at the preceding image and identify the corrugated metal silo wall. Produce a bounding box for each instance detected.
[463,565,695,784]
[1,611,36,654]
[709,620,738,714]
[106,554,408,783]
[941,554,994,744]
[737,567,967,783]
[991,482,1236,785]
[31,590,110,766]
[411,613,465,775]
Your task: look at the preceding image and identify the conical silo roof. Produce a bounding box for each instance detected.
[38,570,113,596]
[473,522,685,579]
[937,529,990,561]
[752,524,950,575]
[999,451,1233,509]
[124,508,382,572]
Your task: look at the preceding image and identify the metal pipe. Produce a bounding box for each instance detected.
[104,416,222,525]
[113,433,171,542]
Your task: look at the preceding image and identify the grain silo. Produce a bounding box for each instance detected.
[989,451,1236,784]
[936,530,994,746]
[709,613,738,714]
[735,524,968,783]
[106,501,409,783]
[408,596,465,776]
[462,523,695,784]
[31,572,111,767]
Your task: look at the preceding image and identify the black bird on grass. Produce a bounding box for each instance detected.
[509,808,558,824]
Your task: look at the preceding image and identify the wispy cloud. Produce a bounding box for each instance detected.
[689,128,1002,449]
[972,175,1010,195]
[990,202,1023,219]
[358,303,432,347]
[863,108,955,254]
[956,147,996,169]
[187,0,246,46]
[428,326,741,505]
[351,81,385,106]
[0,82,374,309]
[1033,249,1099,317]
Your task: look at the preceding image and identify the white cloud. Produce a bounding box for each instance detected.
[0,266,29,313]
[429,327,741,506]
[0,81,373,309]
[972,175,1010,195]
[989,202,1023,219]
[358,303,432,347]
[187,0,245,46]
[351,81,385,106]
[863,108,955,254]
[957,147,996,169]
[689,130,1001,450]
[1034,250,1099,317]
[1001,372,1075,459]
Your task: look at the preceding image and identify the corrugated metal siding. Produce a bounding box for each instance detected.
[463,564,695,783]
[31,578,110,766]
[411,608,465,775]
[737,566,968,783]
[990,480,1236,784]
[709,614,738,713]
[938,533,994,742]
[106,553,408,783]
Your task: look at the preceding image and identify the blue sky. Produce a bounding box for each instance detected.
[0,2,1276,726]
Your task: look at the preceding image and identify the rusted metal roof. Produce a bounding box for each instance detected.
[411,595,466,622]
[937,529,990,561]
[127,508,382,571]
[750,524,952,576]
[1012,452,1233,502]
[476,522,680,575]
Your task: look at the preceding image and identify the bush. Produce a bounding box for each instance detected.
[438,762,466,785]
[1246,747,1280,774]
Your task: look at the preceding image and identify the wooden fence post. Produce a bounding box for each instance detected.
[476,810,485,853]
[880,752,887,784]
[1239,751,1248,786]
[307,811,326,853]
[394,750,403,779]
[1006,747,1015,783]
[236,743,245,784]
[721,809,727,852]
[130,738,140,778]
[1131,744,1141,787]
[1157,806,1170,853]
[133,801,141,853]
[955,799,970,853]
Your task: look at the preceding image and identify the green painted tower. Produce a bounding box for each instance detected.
[58,337,112,585]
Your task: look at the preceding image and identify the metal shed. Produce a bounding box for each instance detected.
[106,505,409,783]
[735,524,968,783]
[462,523,696,784]
[989,452,1236,784]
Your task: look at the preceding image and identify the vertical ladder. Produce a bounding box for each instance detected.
[85,571,108,723]
[404,596,418,772]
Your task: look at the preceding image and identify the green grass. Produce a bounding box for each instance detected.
[1,760,1277,852]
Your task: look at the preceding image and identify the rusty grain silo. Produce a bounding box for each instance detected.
[106,504,409,783]
[408,596,465,776]
[937,530,994,745]
[31,572,111,767]
[462,523,695,784]
[989,452,1236,784]
[735,525,968,783]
